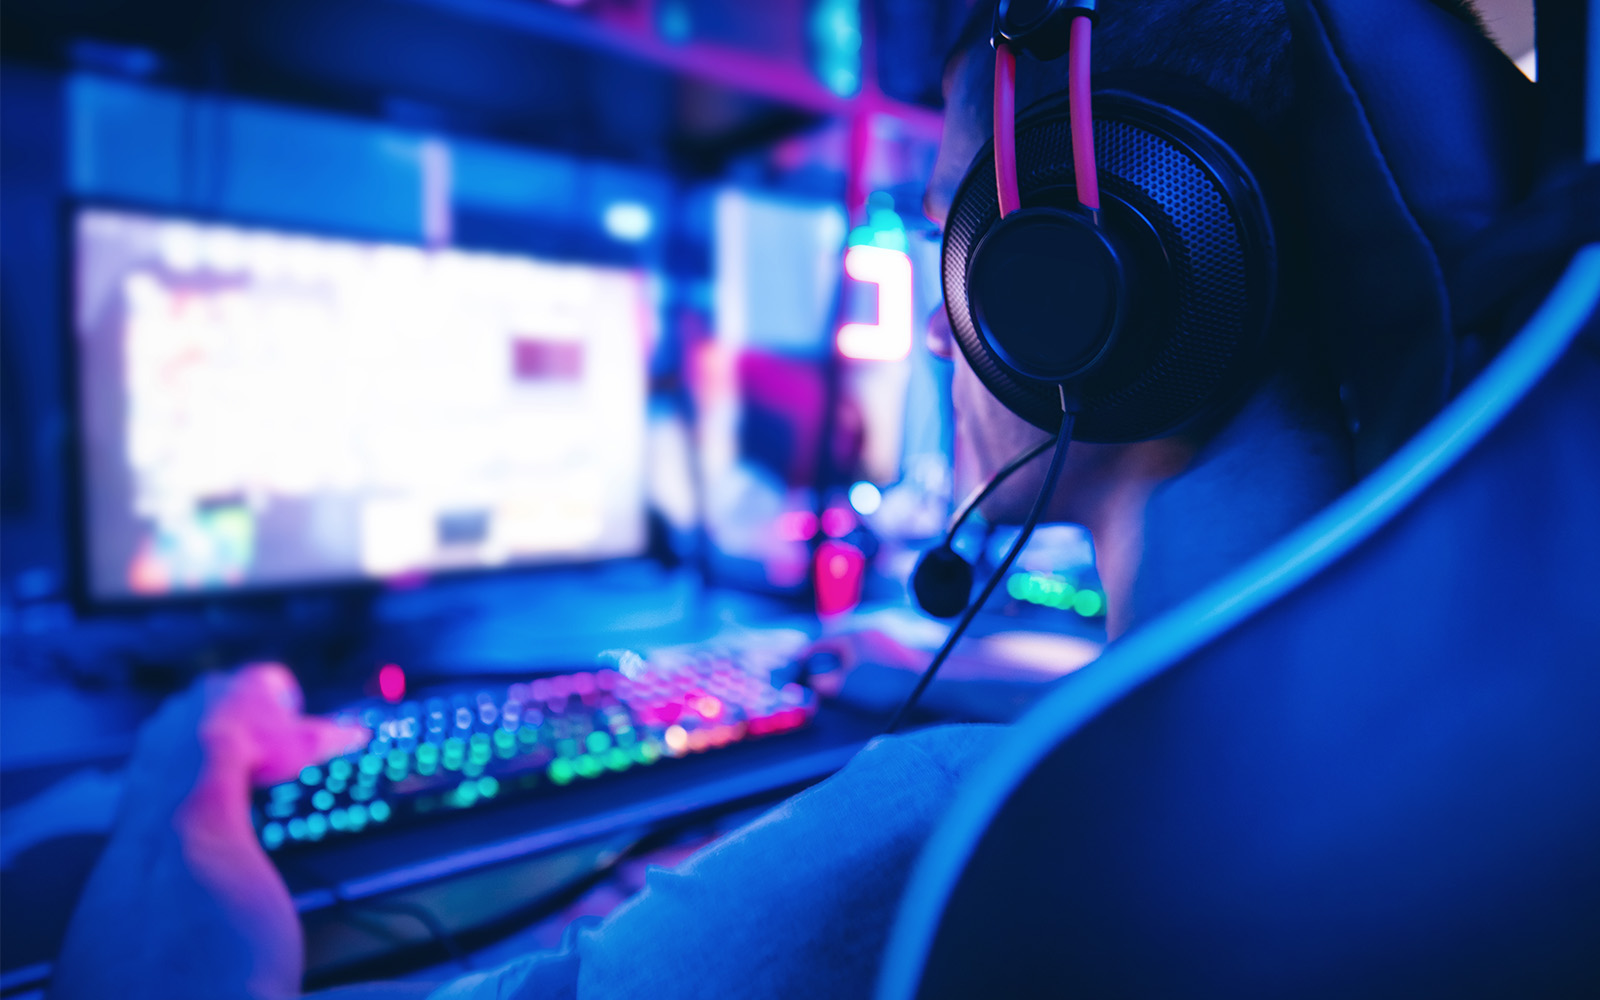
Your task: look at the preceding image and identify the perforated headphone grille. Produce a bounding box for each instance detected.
[944,90,1276,443]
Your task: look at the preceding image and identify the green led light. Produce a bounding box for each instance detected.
[846,191,907,249]
[586,731,612,755]
[387,749,409,769]
[451,780,479,809]
[312,789,335,811]
[359,754,383,775]
[369,799,391,823]
[1074,590,1104,617]
[518,724,539,746]
[1009,572,1100,614]
[614,726,635,747]
[605,747,632,772]
[261,822,285,850]
[416,744,439,775]
[299,765,323,786]
[469,733,490,751]
[574,754,603,779]
[477,776,500,799]
[494,728,514,748]
[443,737,465,757]
[635,741,661,765]
[328,759,353,781]
[556,738,579,759]
[548,758,575,786]
[463,760,486,778]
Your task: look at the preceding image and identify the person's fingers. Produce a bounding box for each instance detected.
[809,667,848,698]
[807,630,917,670]
[226,662,303,717]
[196,663,367,787]
[251,718,370,787]
[799,636,856,670]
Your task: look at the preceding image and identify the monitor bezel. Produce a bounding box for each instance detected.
[63,199,656,614]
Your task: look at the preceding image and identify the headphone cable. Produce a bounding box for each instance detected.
[944,435,1058,543]
[886,400,1078,733]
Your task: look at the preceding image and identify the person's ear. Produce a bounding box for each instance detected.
[927,303,956,360]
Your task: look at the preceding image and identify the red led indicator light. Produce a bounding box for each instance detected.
[378,664,406,703]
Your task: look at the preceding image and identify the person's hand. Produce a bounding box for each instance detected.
[52,663,368,1000]
[799,626,1091,723]
[799,629,927,699]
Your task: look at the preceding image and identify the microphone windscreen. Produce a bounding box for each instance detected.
[912,545,976,619]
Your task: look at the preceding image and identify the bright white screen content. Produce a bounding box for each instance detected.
[75,208,652,600]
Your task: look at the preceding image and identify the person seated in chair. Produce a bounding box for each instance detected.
[57,0,1512,996]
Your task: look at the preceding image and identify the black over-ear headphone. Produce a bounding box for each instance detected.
[894,0,1285,729]
[953,2,1282,442]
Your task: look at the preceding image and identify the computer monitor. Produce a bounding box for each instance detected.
[73,207,652,602]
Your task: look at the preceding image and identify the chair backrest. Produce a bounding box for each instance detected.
[878,1,1600,994]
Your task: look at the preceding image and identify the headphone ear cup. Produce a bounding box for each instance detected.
[944,86,1279,444]
[913,545,976,619]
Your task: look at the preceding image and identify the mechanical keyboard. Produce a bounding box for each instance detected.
[254,632,817,851]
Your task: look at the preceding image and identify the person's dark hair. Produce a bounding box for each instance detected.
[946,0,1484,125]
[946,0,1291,126]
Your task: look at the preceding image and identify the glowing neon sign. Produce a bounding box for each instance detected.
[837,244,913,362]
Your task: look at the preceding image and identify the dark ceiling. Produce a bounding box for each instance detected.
[0,0,845,173]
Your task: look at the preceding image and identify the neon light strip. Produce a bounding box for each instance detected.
[837,244,914,361]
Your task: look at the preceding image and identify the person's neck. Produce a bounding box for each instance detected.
[1085,375,1354,640]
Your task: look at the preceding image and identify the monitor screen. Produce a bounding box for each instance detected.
[73,207,652,601]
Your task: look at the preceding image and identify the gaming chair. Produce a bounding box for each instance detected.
[877,0,1600,995]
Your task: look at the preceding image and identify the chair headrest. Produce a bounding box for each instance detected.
[1288,0,1537,472]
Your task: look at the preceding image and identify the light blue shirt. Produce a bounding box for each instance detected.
[427,724,1001,1000]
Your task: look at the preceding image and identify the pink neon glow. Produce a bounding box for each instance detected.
[837,245,914,362]
[814,539,866,617]
[994,44,1022,217]
[1068,17,1100,213]
[776,509,820,542]
[821,506,856,538]
[378,663,406,703]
